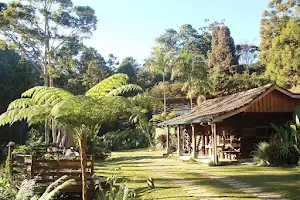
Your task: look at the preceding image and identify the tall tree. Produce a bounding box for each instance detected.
[155,28,179,53]
[143,48,173,113]
[0,0,97,87]
[0,46,39,149]
[259,0,300,88]
[179,24,212,58]
[207,26,239,95]
[117,57,140,84]
[208,26,238,75]
[172,49,214,109]
[0,0,97,144]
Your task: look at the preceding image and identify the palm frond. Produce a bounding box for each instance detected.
[85,73,129,98]
[106,84,142,97]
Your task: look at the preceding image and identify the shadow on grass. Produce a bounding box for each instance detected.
[228,173,300,200]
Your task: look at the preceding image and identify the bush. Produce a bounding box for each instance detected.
[103,129,149,151]
[253,140,300,166]
[86,134,111,160]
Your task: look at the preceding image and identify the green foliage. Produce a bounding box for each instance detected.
[259,0,300,88]
[147,82,185,98]
[0,0,98,86]
[15,179,37,200]
[39,175,76,200]
[117,57,140,84]
[172,49,214,107]
[85,73,142,98]
[0,46,40,147]
[96,170,135,200]
[103,129,149,151]
[208,26,238,75]
[212,72,270,95]
[14,175,76,200]
[152,111,177,122]
[253,111,300,166]
[85,128,111,160]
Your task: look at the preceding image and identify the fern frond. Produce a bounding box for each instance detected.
[21,86,47,97]
[33,87,73,105]
[85,73,129,98]
[0,105,51,126]
[0,111,12,126]
[7,98,34,110]
[51,95,129,127]
[39,175,76,200]
[22,86,73,105]
[107,84,142,97]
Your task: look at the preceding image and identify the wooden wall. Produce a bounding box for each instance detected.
[246,90,300,113]
[218,112,294,157]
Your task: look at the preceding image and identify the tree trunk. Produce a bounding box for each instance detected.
[190,93,193,110]
[79,135,88,200]
[163,72,166,113]
[45,118,50,145]
[51,120,57,144]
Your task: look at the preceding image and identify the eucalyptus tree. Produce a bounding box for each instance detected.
[172,49,214,109]
[0,0,97,143]
[0,74,142,200]
[143,48,173,113]
[0,0,97,86]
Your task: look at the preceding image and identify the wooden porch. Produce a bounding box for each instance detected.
[159,84,300,164]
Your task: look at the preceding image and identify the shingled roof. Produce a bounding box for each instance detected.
[157,84,300,126]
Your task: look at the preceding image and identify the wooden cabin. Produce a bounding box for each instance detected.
[158,84,300,163]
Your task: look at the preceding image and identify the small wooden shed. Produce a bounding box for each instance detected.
[157,84,300,163]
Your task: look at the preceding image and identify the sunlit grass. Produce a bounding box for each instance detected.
[95,149,299,199]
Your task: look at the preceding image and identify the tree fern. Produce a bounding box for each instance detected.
[7,98,34,110]
[106,84,142,97]
[86,73,129,98]
[38,175,76,200]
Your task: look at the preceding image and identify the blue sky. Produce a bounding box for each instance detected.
[73,0,270,64]
[5,0,270,65]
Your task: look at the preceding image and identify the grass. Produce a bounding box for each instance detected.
[95,149,300,199]
[95,150,193,200]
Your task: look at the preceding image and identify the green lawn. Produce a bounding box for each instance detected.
[95,149,300,200]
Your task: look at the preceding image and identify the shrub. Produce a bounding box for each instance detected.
[103,129,149,151]
[86,134,111,160]
[96,169,135,200]
[253,140,300,166]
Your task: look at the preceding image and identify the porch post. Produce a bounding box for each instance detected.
[177,126,183,156]
[211,123,218,164]
[166,126,171,154]
[191,124,197,159]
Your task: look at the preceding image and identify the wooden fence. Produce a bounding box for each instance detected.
[12,154,95,193]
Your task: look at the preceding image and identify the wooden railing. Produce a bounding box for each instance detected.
[12,154,95,193]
